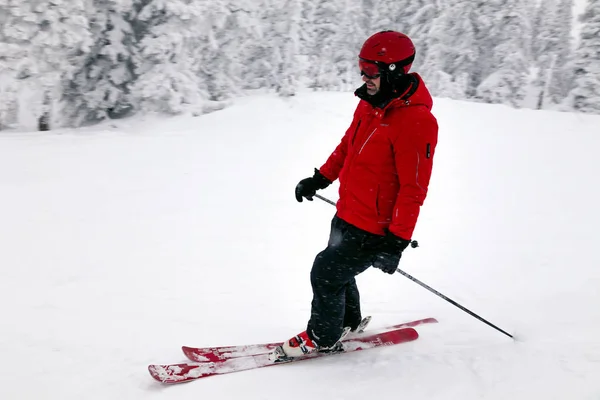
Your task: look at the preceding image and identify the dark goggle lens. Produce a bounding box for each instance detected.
[359,59,380,79]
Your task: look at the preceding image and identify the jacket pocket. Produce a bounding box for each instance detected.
[376,184,394,224]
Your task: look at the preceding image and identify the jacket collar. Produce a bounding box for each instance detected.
[354,73,431,111]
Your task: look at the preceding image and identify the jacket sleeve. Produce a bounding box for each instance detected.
[318,106,361,181]
[389,111,438,240]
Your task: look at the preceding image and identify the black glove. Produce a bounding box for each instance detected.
[373,233,411,274]
[295,169,332,202]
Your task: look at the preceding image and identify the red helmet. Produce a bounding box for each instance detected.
[359,31,415,74]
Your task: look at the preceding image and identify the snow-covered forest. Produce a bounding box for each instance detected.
[1,0,599,130]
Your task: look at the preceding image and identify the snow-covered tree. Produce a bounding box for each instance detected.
[63,0,137,126]
[566,0,600,113]
[345,2,367,88]
[423,0,476,99]
[131,0,207,114]
[326,0,365,91]
[466,1,504,96]
[305,0,343,90]
[4,0,597,130]
[0,75,19,130]
[545,0,574,106]
[0,1,28,129]
[0,0,92,129]
[397,0,439,72]
[369,0,403,33]
[237,1,272,91]
[25,0,91,129]
[0,78,16,130]
[532,0,558,62]
[531,0,574,109]
[358,0,377,35]
[531,0,559,108]
[476,1,531,107]
[195,3,249,102]
[269,0,302,96]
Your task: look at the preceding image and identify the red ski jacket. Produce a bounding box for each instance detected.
[319,73,438,240]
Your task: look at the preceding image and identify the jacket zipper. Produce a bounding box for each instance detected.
[351,120,361,146]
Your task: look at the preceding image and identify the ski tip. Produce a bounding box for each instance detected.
[148,364,168,383]
[403,327,419,341]
[148,363,198,384]
[182,346,213,362]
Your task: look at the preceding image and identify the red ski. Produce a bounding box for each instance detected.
[149,327,419,384]
[182,317,437,362]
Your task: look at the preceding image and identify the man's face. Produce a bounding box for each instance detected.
[359,58,381,95]
[363,74,380,95]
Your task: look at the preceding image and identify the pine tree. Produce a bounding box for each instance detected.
[0,0,92,129]
[423,0,476,99]
[328,0,364,91]
[360,0,377,35]
[546,0,574,105]
[306,0,343,90]
[531,1,543,60]
[400,0,439,72]
[476,0,531,107]
[467,1,503,96]
[271,0,301,96]
[532,0,559,109]
[5,0,584,128]
[566,0,600,113]
[28,0,91,129]
[532,0,558,62]
[369,0,401,33]
[0,0,28,129]
[531,0,574,109]
[131,0,207,114]
[196,2,248,102]
[240,0,276,91]
[64,0,137,126]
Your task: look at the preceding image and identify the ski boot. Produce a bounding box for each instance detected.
[269,327,350,362]
[348,315,372,335]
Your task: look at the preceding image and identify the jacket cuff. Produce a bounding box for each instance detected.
[313,168,332,189]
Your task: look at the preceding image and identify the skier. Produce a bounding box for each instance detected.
[280,31,439,358]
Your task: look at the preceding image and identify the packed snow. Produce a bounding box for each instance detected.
[1,92,600,399]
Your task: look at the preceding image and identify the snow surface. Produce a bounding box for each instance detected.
[1,92,600,399]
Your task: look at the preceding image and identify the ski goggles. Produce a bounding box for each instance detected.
[359,58,381,79]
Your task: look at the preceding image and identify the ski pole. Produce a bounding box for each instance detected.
[396,268,513,339]
[314,193,336,206]
[314,193,513,339]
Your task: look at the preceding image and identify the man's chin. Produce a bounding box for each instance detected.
[366,87,378,95]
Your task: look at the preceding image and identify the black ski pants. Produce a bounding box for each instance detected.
[306,215,384,347]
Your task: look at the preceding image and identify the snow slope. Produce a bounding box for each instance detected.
[1,92,600,399]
